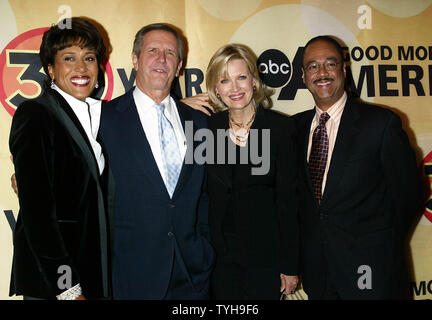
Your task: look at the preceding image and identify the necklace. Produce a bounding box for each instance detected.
[229,111,256,129]
[228,110,256,146]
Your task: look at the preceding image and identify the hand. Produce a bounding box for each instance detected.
[181,92,215,116]
[75,294,86,300]
[280,274,298,294]
[10,155,18,196]
[11,174,18,195]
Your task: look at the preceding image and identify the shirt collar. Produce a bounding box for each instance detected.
[133,86,173,114]
[52,84,99,107]
[314,91,347,123]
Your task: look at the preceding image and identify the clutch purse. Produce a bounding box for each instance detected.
[280,290,305,300]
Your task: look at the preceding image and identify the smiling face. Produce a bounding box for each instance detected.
[132,29,182,102]
[48,45,98,101]
[215,58,256,112]
[302,40,346,111]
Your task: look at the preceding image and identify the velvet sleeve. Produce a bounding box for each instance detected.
[10,101,81,296]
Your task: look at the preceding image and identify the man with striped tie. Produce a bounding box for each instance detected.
[293,35,422,299]
[99,23,215,300]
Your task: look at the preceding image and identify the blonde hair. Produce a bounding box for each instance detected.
[205,43,273,111]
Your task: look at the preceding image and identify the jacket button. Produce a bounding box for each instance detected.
[319,212,327,220]
[168,232,174,237]
[169,204,175,208]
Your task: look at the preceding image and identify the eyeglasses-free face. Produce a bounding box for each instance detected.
[132,30,183,102]
[48,45,99,101]
[215,58,256,112]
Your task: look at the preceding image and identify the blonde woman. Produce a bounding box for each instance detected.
[183,44,299,299]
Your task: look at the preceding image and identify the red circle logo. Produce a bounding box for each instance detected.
[0,28,114,117]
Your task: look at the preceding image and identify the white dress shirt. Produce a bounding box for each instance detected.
[133,87,186,185]
[307,91,347,195]
[53,85,105,175]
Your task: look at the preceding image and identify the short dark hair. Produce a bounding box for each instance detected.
[302,35,344,67]
[39,17,106,77]
[132,23,184,62]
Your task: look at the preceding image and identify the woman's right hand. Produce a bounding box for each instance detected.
[181,92,215,116]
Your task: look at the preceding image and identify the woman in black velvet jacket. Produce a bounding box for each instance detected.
[9,18,114,300]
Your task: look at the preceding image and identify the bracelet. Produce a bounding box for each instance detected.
[56,283,82,300]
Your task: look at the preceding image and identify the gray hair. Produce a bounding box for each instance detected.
[132,23,184,62]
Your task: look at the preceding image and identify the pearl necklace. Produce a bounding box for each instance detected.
[228,111,256,147]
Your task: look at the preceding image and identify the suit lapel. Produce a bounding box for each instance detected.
[208,110,232,189]
[45,90,111,295]
[207,105,270,190]
[45,91,100,183]
[171,98,195,200]
[51,91,96,160]
[119,90,168,195]
[97,137,116,255]
[321,98,360,205]
[298,109,316,197]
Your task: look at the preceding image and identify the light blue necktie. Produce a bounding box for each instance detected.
[154,103,182,197]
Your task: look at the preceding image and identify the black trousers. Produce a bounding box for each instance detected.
[211,260,281,300]
[211,235,281,300]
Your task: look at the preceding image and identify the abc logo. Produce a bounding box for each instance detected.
[257,49,292,88]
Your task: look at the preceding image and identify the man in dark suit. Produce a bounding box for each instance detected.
[293,36,422,299]
[99,23,215,299]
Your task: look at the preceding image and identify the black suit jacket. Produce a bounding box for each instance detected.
[99,89,215,299]
[207,105,299,274]
[9,89,114,299]
[293,96,422,299]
